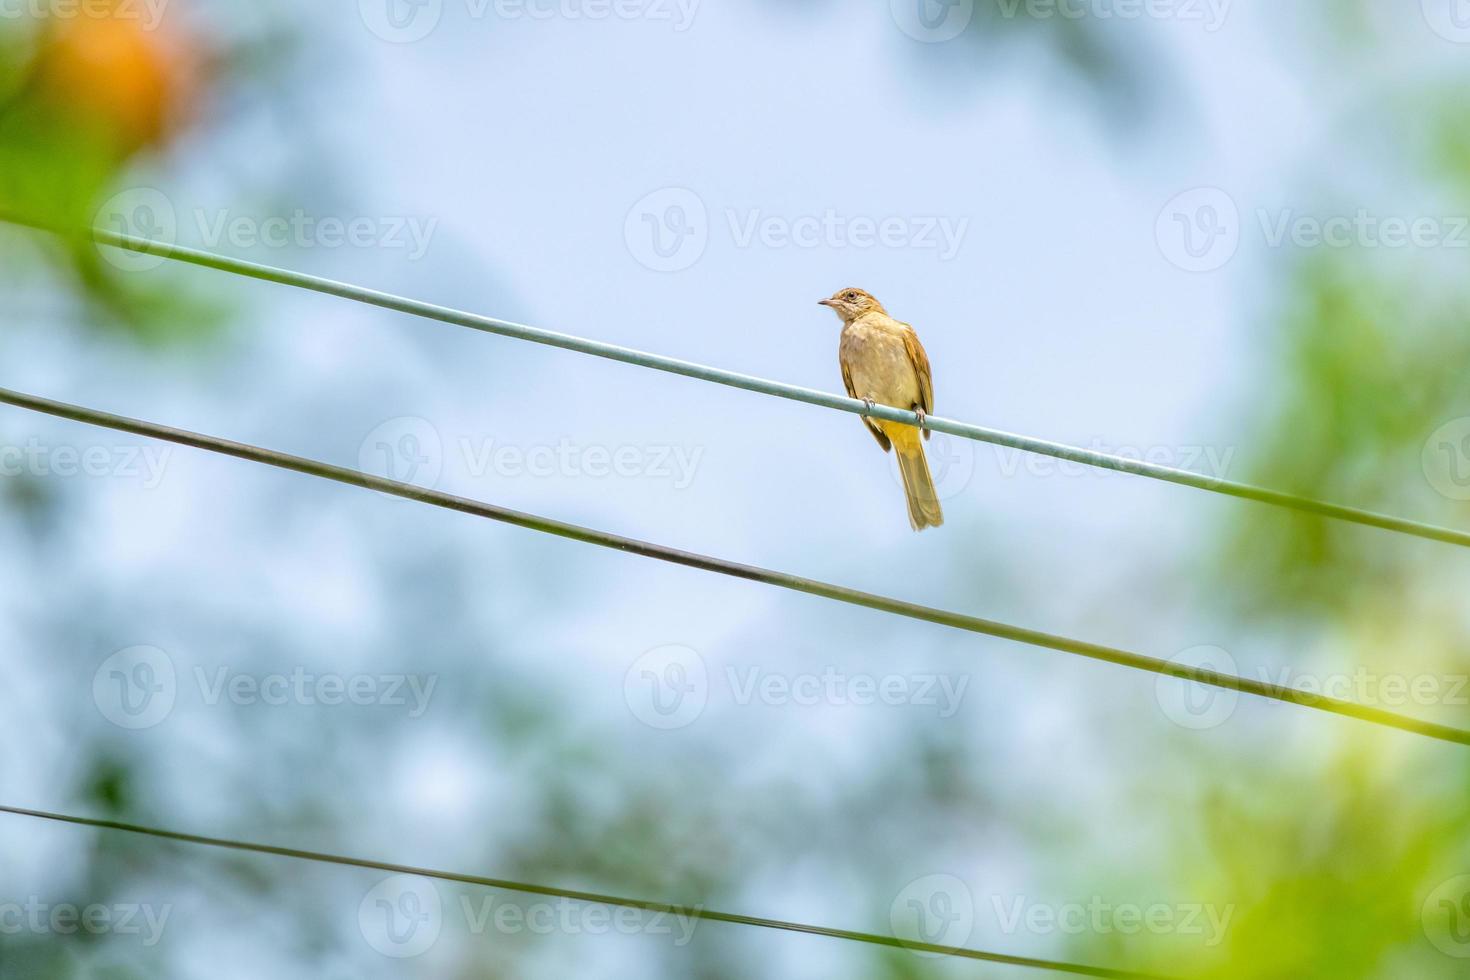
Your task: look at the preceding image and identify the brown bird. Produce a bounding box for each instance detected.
[820,288,943,531]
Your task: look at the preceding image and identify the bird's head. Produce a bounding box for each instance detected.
[818,287,885,323]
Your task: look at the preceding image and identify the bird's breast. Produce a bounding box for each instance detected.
[841,322,920,406]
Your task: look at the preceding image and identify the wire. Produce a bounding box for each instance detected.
[2,385,1467,746]
[6,214,1468,551]
[0,804,1174,979]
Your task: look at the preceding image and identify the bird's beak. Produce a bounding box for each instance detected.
[817,298,836,308]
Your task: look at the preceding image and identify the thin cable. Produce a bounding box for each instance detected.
[0,806,1174,979]
[7,214,1468,550]
[2,386,1467,746]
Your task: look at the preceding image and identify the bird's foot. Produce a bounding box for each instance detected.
[861,397,876,416]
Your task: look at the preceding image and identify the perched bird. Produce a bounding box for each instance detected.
[820,288,943,531]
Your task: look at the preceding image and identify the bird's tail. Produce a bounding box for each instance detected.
[895,433,944,531]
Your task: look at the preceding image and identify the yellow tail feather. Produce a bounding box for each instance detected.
[894,433,944,531]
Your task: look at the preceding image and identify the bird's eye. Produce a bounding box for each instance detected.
[845,292,857,301]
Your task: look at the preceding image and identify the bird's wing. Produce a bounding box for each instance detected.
[900,323,934,441]
[841,352,892,452]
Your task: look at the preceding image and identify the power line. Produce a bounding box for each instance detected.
[2,385,1466,746]
[0,804,1174,979]
[8,214,1469,551]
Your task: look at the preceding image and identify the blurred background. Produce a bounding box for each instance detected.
[1,0,1469,976]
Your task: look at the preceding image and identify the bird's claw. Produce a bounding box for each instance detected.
[861,397,876,416]
[914,408,927,428]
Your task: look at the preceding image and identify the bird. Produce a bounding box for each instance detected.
[819,288,943,531]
